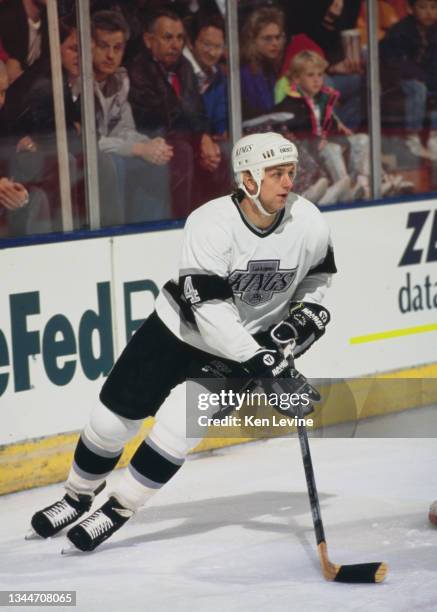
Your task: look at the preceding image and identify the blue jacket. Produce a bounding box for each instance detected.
[202,68,228,135]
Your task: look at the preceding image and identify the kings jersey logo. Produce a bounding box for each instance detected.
[229,260,297,306]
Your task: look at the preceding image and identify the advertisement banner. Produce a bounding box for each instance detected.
[1,201,436,447]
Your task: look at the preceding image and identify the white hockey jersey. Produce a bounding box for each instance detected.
[155,191,336,363]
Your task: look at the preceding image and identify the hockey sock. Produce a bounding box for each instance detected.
[67,434,123,495]
[113,438,185,511]
[67,403,142,495]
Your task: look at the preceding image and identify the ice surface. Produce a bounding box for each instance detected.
[1,435,436,612]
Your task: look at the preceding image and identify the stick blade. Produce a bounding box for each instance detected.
[318,544,388,583]
[334,561,388,584]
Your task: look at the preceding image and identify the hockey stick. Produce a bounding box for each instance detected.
[279,346,388,583]
[247,323,388,582]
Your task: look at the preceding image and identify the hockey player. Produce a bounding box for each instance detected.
[28,132,336,553]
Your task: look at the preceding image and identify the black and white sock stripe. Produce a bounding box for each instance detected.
[128,438,184,489]
[73,434,122,480]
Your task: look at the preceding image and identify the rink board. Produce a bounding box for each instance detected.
[1,199,437,494]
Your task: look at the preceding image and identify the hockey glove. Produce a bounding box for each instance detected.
[243,349,320,415]
[243,348,289,380]
[255,302,330,358]
[283,302,330,357]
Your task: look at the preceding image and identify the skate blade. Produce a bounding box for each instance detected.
[25,528,43,540]
[61,544,79,555]
[61,543,91,556]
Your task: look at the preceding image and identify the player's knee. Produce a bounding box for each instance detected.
[84,402,142,453]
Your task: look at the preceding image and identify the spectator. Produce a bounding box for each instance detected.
[24,16,81,144]
[0,0,49,83]
[25,15,118,229]
[239,6,286,120]
[380,0,437,159]
[91,13,172,163]
[87,0,148,64]
[4,16,83,231]
[276,49,412,201]
[30,16,120,228]
[91,10,175,224]
[184,12,228,135]
[0,17,80,232]
[357,0,400,44]
[275,33,326,102]
[275,50,369,201]
[0,61,50,237]
[284,0,364,130]
[128,9,225,217]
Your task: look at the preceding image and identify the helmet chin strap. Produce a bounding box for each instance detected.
[240,171,277,218]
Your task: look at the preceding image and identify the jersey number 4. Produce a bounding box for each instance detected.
[184,276,201,305]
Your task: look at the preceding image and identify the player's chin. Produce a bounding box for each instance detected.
[268,201,286,214]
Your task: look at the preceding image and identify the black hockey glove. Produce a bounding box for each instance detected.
[243,348,289,380]
[283,302,330,357]
[243,349,320,415]
[255,302,330,358]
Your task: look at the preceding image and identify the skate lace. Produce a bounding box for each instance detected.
[80,511,114,540]
[43,500,79,528]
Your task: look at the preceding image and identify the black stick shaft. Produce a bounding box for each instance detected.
[296,416,326,546]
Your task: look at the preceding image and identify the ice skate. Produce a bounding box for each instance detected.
[64,496,134,553]
[27,482,106,539]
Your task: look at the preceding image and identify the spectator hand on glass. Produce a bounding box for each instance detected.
[132,137,174,166]
[199,133,221,172]
[0,177,29,209]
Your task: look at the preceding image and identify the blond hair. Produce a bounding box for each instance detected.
[288,50,328,80]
